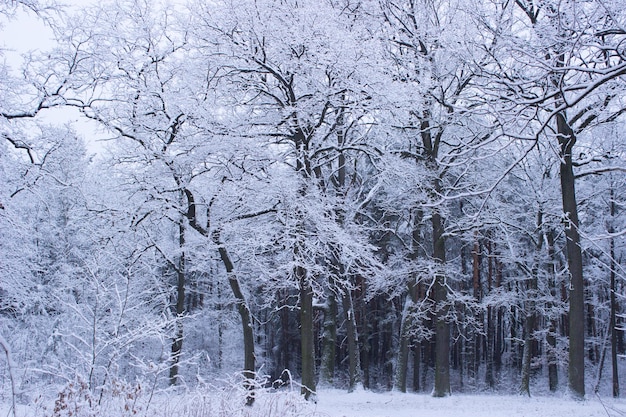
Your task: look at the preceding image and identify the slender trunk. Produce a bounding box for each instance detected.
[342,291,361,391]
[495,254,503,378]
[595,331,609,393]
[413,342,421,391]
[557,113,585,399]
[609,186,620,397]
[520,270,537,396]
[217,281,224,369]
[184,189,256,402]
[395,211,421,392]
[360,296,371,389]
[214,231,256,405]
[299,270,316,399]
[432,209,450,397]
[486,306,494,388]
[276,289,294,383]
[547,322,558,391]
[588,303,598,363]
[520,306,536,396]
[170,221,186,386]
[320,292,338,387]
[396,296,412,392]
[545,229,559,391]
[472,235,481,383]
[485,238,495,388]
[521,211,543,396]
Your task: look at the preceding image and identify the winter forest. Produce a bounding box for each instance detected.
[1,0,626,415]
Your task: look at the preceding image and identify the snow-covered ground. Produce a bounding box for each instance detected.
[312,389,625,417]
[2,387,625,417]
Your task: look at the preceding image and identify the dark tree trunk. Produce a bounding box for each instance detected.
[471,235,481,384]
[485,238,495,388]
[521,211,544,396]
[299,267,316,399]
[556,113,585,399]
[432,209,450,397]
[342,291,361,391]
[396,298,412,392]
[184,189,256,402]
[494,254,503,378]
[395,211,421,392]
[545,229,559,391]
[520,305,536,396]
[360,299,371,390]
[169,221,186,386]
[279,291,293,377]
[320,292,338,387]
[486,306,495,388]
[413,343,421,392]
[214,231,256,405]
[609,186,620,397]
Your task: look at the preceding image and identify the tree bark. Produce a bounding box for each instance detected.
[557,113,585,399]
[214,231,256,405]
[342,291,361,392]
[471,235,481,384]
[520,211,543,396]
[299,268,316,399]
[545,229,559,391]
[609,186,620,398]
[395,211,421,392]
[183,189,256,403]
[396,297,412,392]
[432,209,450,397]
[320,292,338,387]
[413,342,421,392]
[169,220,186,386]
[485,238,495,388]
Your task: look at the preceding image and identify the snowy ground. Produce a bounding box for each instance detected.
[3,387,625,417]
[311,389,626,417]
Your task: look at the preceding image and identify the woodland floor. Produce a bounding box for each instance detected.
[311,389,625,417]
[3,387,625,417]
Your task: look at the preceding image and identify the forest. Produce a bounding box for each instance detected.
[1,0,625,414]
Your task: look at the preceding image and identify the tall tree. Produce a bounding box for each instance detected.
[484,0,626,398]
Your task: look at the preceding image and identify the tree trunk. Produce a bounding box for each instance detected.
[472,235,481,384]
[320,292,338,387]
[360,297,371,390]
[395,211,421,392]
[413,343,421,391]
[557,113,585,399]
[342,291,361,392]
[432,209,450,397]
[214,231,256,405]
[520,308,536,396]
[278,289,293,379]
[545,229,559,391]
[609,186,620,397]
[486,306,494,388]
[299,263,316,399]
[485,238,495,388]
[396,295,412,392]
[520,211,543,396]
[169,221,185,386]
[184,189,256,402]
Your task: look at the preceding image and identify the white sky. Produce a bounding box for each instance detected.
[1,2,108,155]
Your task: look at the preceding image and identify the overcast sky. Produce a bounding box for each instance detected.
[1,3,108,155]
